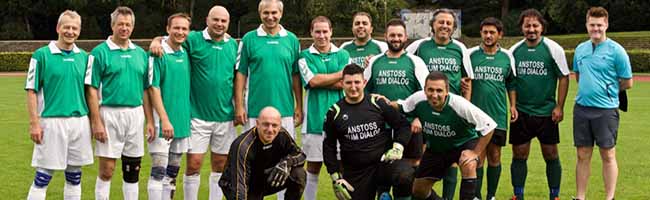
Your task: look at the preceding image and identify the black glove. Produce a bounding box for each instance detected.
[265,160,290,187]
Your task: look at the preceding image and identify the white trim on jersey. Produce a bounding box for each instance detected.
[147,56,155,87]
[397,90,427,113]
[452,39,475,79]
[301,89,310,134]
[235,40,244,70]
[405,37,430,54]
[84,55,94,85]
[256,24,288,37]
[542,38,570,76]
[448,93,497,136]
[371,39,389,53]
[405,53,430,93]
[501,48,517,77]
[26,58,38,90]
[47,41,80,54]
[298,58,315,84]
[363,53,385,81]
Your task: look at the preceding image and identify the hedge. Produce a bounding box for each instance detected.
[1,50,649,72]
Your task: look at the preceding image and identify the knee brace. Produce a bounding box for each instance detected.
[151,166,166,181]
[33,168,53,188]
[165,153,182,178]
[64,166,82,185]
[166,165,180,178]
[122,155,141,183]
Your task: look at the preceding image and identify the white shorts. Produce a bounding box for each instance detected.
[148,137,190,154]
[31,116,94,170]
[94,106,145,158]
[188,118,236,154]
[244,117,295,138]
[302,133,324,162]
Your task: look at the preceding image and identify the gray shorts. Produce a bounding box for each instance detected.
[573,104,619,148]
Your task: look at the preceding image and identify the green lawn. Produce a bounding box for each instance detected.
[1,76,649,199]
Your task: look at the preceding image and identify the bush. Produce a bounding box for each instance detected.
[565,50,650,72]
[0,52,32,72]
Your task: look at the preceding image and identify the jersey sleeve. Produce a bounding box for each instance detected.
[448,94,497,136]
[25,50,42,92]
[150,55,163,88]
[397,91,426,114]
[143,51,153,89]
[376,40,389,53]
[503,49,517,91]
[297,57,315,88]
[85,50,103,88]
[455,40,475,79]
[544,39,570,76]
[405,38,424,54]
[375,96,411,146]
[323,105,341,175]
[364,54,381,93]
[228,131,255,200]
[613,45,633,79]
[409,54,429,92]
[235,37,248,74]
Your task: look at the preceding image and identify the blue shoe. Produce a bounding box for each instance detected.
[379,192,392,200]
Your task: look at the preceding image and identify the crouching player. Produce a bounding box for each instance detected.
[323,64,412,200]
[146,13,192,200]
[390,72,496,200]
[219,107,306,200]
[26,10,93,200]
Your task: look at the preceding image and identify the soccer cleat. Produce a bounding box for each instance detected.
[511,196,517,200]
[379,192,392,200]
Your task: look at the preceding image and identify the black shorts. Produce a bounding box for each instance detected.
[415,139,477,179]
[573,104,619,148]
[342,162,392,200]
[490,129,507,146]
[403,132,424,159]
[509,110,560,145]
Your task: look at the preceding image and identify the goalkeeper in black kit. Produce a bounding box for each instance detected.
[219,107,306,200]
[323,63,412,200]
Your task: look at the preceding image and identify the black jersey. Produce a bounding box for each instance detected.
[323,95,411,174]
[219,127,305,200]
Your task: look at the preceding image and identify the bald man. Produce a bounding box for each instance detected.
[219,107,306,200]
[149,5,239,200]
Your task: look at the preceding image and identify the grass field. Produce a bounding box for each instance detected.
[1,76,649,199]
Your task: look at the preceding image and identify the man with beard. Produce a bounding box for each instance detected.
[364,19,429,200]
[297,16,350,200]
[405,9,474,199]
[26,10,93,200]
[507,9,569,200]
[323,64,411,200]
[85,6,153,200]
[149,6,239,200]
[467,17,517,200]
[572,7,632,200]
[340,12,388,68]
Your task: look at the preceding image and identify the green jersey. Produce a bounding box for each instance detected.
[406,38,474,95]
[150,41,191,138]
[509,37,570,116]
[184,29,238,122]
[298,44,350,134]
[25,41,89,117]
[340,39,388,68]
[364,52,429,101]
[85,38,150,107]
[468,46,516,130]
[237,25,300,118]
[399,92,496,152]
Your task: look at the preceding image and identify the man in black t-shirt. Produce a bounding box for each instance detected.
[219,107,306,200]
[323,64,412,200]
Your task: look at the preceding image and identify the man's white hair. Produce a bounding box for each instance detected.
[57,10,81,26]
[258,0,283,12]
[110,6,135,26]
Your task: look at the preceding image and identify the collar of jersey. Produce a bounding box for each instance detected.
[161,39,184,54]
[48,41,80,54]
[106,36,136,50]
[256,24,288,37]
[202,28,231,42]
[309,43,340,54]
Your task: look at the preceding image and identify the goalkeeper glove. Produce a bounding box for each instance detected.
[265,160,290,187]
[330,172,354,200]
[380,142,404,163]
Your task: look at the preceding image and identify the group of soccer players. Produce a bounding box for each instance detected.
[26,0,631,199]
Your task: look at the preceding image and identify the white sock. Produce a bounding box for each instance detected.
[95,177,111,200]
[147,178,163,200]
[162,176,176,200]
[209,172,224,200]
[122,181,139,200]
[63,182,81,200]
[27,183,47,200]
[304,172,319,200]
[184,174,201,200]
[277,189,286,200]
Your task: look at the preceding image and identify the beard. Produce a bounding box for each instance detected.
[525,33,539,42]
[388,41,405,52]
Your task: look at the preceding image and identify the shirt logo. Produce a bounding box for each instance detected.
[121,55,132,58]
[432,111,440,116]
[212,46,223,50]
[388,61,398,64]
[527,49,536,52]
[356,48,365,51]
[263,144,273,150]
[267,40,279,45]
[437,46,446,49]
[62,58,75,62]
[485,56,494,60]
[322,58,331,62]
[342,114,349,121]
[176,59,184,63]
